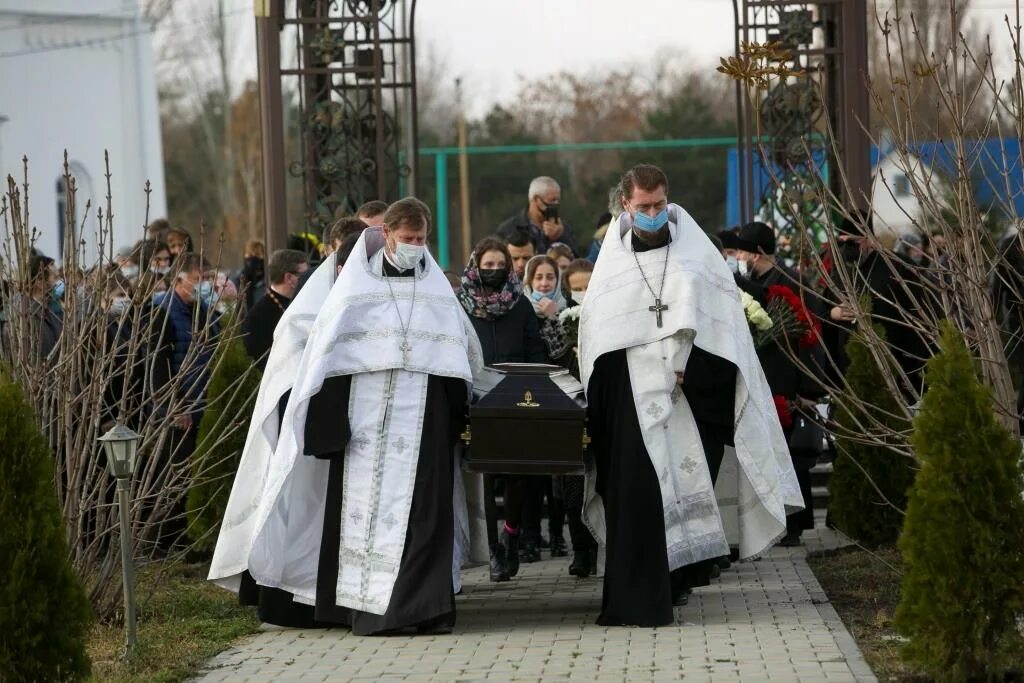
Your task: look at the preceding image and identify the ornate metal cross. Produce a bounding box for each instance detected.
[649,299,669,328]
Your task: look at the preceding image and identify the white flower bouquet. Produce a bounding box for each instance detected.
[741,291,774,342]
[559,305,582,358]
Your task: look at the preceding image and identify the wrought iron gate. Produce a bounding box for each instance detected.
[732,0,870,262]
[255,0,418,251]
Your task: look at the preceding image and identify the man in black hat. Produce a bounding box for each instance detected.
[715,228,743,274]
[713,228,762,299]
[734,220,823,545]
[820,211,930,395]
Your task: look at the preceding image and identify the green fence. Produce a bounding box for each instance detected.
[417,137,742,268]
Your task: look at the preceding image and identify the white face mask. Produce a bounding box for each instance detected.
[391,241,425,271]
[571,289,587,303]
[109,297,130,314]
[726,255,739,274]
[120,265,139,279]
[151,266,169,275]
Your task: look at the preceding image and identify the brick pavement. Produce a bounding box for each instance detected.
[195,520,875,682]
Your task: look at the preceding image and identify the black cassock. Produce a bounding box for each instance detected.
[240,262,468,635]
[586,234,736,627]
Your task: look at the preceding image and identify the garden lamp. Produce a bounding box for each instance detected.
[97,423,142,654]
[98,424,142,479]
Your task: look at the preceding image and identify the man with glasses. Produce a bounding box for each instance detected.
[242,249,309,371]
[497,175,579,255]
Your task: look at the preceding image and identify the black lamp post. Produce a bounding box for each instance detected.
[98,424,142,654]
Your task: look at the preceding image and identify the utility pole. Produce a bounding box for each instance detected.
[255,0,288,252]
[456,78,472,266]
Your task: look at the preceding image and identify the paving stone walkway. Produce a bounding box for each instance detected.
[195,520,875,682]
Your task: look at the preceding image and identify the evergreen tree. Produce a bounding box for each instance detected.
[895,322,1024,679]
[829,326,916,546]
[186,337,261,551]
[0,369,92,681]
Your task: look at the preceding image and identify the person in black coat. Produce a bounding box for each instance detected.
[820,211,932,398]
[457,236,547,583]
[242,249,309,371]
[734,221,825,545]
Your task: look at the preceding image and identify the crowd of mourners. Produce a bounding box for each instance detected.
[5,170,1003,579]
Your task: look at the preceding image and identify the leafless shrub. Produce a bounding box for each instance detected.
[0,153,259,619]
[721,1,1024,507]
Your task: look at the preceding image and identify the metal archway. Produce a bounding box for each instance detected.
[732,0,870,257]
[255,0,419,251]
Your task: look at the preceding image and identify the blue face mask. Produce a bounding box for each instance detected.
[633,208,669,233]
[197,281,215,305]
[52,280,66,299]
[530,290,554,302]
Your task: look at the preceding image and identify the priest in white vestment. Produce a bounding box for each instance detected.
[579,164,803,627]
[208,238,342,613]
[209,198,482,635]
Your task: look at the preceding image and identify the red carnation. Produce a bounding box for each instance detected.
[773,395,793,430]
[765,284,820,349]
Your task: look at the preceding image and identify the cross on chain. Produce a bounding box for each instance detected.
[649,298,669,328]
[633,248,671,329]
[399,340,413,365]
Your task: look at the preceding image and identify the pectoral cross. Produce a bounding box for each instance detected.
[400,340,412,365]
[649,299,669,328]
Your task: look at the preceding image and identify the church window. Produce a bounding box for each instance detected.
[893,174,911,197]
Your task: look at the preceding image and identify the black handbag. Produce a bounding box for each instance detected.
[788,414,825,469]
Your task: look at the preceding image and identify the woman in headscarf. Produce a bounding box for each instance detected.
[520,254,573,562]
[458,237,547,583]
[523,254,572,365]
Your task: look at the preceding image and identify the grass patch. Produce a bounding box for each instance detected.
[808,546,1024,682]
[87,561,259,682]
[808,546,918,681]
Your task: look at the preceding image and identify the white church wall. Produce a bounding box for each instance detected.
[871,151,940,244]
[0,2,166,267]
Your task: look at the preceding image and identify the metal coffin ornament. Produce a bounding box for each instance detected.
[463,363,587,475]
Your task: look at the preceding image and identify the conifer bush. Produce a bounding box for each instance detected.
[0,369,92,681]
[895,322,1024,679]
[829,326,916,546]
[186,336,261,551]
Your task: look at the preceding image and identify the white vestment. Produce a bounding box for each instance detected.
[209,253,338,593]
[579,205,803,565]
[210,229,483,615]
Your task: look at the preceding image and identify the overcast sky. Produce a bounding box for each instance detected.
[165,0,733,116]
[163,0,1019,117]
[414,0,733,116]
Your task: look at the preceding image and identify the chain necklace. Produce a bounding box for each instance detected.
[632,245,671,328]
[266,289,287,314]
[383,261,417,365]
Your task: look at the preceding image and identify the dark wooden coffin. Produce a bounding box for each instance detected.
[463,363,587,475]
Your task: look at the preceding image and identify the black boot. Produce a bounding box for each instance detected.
[489,544,510,582]
[778,530,802,547]
[568,548,591,577]
[549,535,568,558]
[519,535,540,564]
[589,549,598,576]
[502,527,521,578]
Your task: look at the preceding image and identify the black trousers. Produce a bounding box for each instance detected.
[484,474,528,548]
[564,475,597,551]
[523,476,566,542]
